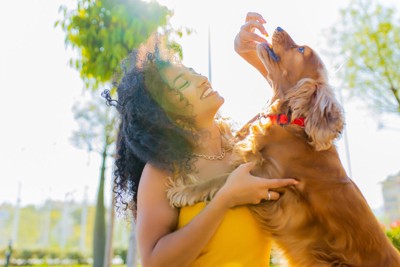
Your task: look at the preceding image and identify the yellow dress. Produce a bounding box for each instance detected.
[178,202,271,267]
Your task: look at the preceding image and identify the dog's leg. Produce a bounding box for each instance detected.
[167,174,229,208]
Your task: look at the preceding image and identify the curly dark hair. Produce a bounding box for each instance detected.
[105,38,199,218]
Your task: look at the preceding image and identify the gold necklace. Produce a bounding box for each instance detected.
[192,147,226,161]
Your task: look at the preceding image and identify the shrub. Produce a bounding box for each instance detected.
[65,250,86,264]
[387,225,400,251]
[113,247,128,264]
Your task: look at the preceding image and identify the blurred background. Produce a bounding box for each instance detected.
[0,0,399,266]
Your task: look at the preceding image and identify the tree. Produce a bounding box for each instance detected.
[70,92,118,267]
[57,1,188,265]
[327,0,400,114]
[386,224,400,251]
[56,0,186,89]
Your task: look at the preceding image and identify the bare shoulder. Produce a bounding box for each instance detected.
[139,163,172,197]
[137,163,178,231]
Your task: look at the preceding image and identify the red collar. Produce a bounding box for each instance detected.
[262,113,305,127]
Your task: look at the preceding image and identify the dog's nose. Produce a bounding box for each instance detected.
[276,26,284,32]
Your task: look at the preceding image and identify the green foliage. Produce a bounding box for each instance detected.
[56,0,186,90]
[71,91,118,153]
[0,248,88,265]
[0,203,130,255]
[113,247,127,264]
[327,0,400,114]
[70,92,119,267]
[387,226,400,251]
[20,249,34,261]
[65,250,86,264]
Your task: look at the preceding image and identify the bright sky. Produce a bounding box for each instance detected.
[0,0,399,211]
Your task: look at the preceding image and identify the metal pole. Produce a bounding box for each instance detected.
[333,60,353,178]
[41,189,52,247]
[208,25,212,83]
[11,183,21,247]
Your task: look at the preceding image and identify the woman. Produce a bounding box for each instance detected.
[106,12,297,266]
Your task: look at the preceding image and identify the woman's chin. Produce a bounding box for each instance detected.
[216,96,225,110]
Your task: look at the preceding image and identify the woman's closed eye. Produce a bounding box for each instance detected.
[177,80,190,90]
[172,72,189,90]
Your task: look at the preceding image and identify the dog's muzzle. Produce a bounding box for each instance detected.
[262,42,280,62]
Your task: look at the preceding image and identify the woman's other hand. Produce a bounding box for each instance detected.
[215,162,298,209]
[234,12,268,55]
[234,12,269,78]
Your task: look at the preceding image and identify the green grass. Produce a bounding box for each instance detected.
[8,265,127,267]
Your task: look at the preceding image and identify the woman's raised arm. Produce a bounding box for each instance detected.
[234,12,269,79]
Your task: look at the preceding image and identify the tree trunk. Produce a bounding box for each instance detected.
[126,218,138,267]
[104,187,115,267]
[80,186,88,252]
[93,146,107,267]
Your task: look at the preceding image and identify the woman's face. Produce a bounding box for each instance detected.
[161,64,224,123]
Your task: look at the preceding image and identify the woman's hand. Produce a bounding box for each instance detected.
[234,12,270,78]
[234,12,268,55]
[215,162,298,209]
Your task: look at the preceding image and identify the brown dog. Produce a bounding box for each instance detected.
[167,27,400,266]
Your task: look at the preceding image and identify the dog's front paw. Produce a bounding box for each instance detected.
[166,175,203,208]
[166,174,229,208]
[166,186,195,208]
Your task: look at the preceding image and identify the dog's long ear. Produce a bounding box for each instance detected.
[287,79,344,151]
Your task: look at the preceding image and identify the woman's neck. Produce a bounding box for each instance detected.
[194,121,223,155]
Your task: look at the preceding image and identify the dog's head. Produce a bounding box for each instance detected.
[256,27,344,151]
[257,26,327,94]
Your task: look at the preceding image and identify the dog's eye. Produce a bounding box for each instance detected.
[298,47,305,54]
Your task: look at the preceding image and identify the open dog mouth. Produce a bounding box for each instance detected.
[261,42,280,62]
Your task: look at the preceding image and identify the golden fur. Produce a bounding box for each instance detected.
[167,28,400,266]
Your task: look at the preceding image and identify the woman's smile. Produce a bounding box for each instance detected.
[200,86,217,99]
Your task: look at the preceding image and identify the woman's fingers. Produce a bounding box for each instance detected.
[239,161,256,171]
[245,12,266,24]
[241,20,268,36]
[224,162,298,206]
[238,28,267,44]
[266,190,280,201]
[238,163,298,190]
[235,12,268,55]
[263,178,299,189]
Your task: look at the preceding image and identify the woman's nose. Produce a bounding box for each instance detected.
[197,74,208,85]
